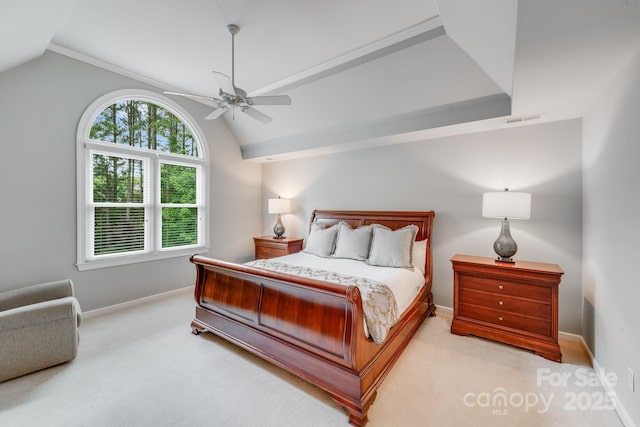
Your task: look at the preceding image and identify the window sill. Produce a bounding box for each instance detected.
[76,246,209,271]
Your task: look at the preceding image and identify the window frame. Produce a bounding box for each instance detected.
[157,158,204,251]
[76,89,209,271]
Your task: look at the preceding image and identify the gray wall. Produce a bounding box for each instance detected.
[583,49,640,425]
[0,51,261,311]
[262,119,583,333]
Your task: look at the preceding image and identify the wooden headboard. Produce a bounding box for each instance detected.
[310,210,435,283]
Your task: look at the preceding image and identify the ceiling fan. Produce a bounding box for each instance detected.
[165,24,292,124]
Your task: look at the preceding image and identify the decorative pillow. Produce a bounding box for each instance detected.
[366,224,418,269]
[332,222,373,261]
[412,239,428,275]
[303,222,338,257]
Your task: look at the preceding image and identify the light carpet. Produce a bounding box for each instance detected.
[0,289,623,426]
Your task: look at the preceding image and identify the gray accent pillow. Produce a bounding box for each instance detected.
[332,222,373,261]
[366,224,418,269]
[303,222,338,257]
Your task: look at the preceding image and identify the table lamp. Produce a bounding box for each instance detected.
[482,189,531,262]
[268,197,291,239]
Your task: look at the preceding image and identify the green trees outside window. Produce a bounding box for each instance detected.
[92,154,145,255]
[161,163,198,248]
[90,100,198,156]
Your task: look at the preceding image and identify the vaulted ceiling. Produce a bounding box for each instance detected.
[2,0,640,160]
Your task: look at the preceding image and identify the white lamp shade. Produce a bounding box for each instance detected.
[268,198,291,214]
[482,191,531,220]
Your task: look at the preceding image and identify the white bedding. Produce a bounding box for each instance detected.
[271,252,426,316]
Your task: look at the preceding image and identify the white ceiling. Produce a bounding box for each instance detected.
[2,0,640,160]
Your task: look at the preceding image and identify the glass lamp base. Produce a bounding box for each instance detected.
[273,214,286,239]
[493,219,518,262]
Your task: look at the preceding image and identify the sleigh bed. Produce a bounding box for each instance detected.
[190,210,435,426]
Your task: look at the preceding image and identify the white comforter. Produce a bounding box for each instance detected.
[270,252,425,316]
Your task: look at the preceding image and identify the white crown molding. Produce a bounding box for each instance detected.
[47,42,183,93]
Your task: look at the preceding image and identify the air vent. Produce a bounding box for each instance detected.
[505,114,543,125]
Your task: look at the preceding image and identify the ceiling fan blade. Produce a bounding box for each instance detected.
[164,91,220,106]
[242,106,272,124]
[205,107,228,120]
[212,71,236,96]
[246,95,292,106]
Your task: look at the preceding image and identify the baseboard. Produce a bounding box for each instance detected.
[435,304,452,318]
[591,356,637,427]
[558,330,583,342]
[83,286,192,319]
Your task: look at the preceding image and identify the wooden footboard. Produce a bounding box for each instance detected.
[191,210,435,426]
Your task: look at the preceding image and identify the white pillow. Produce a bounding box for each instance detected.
[332,222,373,261]
[366,224,418,269]
[412,239,428,275]
[303,223,338,257]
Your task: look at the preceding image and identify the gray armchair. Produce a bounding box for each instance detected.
[0,279,81,382]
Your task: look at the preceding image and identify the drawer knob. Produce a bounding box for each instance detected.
[498,316,504,321]
[498,300,504,306]
[498,284,504,290]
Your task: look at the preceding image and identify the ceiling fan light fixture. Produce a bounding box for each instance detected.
[165,24,291,123]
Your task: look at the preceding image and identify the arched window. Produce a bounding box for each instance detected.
[77,89,208,270]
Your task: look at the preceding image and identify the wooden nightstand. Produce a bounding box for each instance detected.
[450,254,564,362]
[253,236,304,260]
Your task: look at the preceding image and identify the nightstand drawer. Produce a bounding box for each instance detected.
[458,303,551,336]
[256,246,286,259]
[459,287,551,320]
[459,275,551,302]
